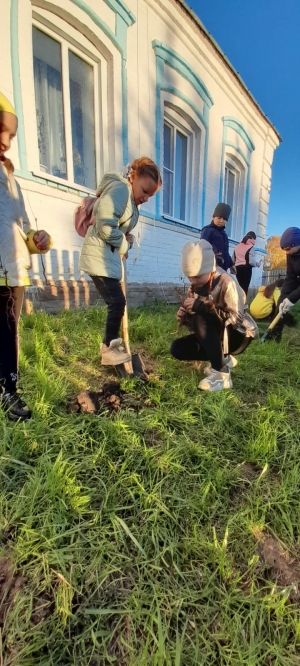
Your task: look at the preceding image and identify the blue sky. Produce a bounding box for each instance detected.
[187,0,300,237]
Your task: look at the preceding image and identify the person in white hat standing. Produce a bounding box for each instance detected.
[171,240,257,392]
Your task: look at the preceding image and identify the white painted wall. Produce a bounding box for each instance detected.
[1,0,280,293]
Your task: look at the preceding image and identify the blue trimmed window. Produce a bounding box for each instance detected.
[222,153,246,241]
[223,155,245,240]
[161,102,202,226]
[163,118,189,222]
[32,24,99,190]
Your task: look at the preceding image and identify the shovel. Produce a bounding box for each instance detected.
[260,311,283,342]
[117,259,148,379]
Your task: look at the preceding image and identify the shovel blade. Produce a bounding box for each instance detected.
[260,311,283,342]
[115,354,147,380]
[131,353,148,379]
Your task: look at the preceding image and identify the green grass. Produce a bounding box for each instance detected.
[1,303,300,665]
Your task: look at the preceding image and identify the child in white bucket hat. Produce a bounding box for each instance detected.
[171,240,258,392]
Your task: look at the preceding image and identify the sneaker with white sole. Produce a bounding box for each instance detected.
[100,338,131,366]
[1,392,32,421]
[203,355,237,376]
[198,368,232,392]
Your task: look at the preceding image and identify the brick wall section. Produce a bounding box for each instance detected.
[23,279,182,314]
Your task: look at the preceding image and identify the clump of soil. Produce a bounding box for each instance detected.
[70,381,124,414]
[256,534,300,600]
[68,381,149,415]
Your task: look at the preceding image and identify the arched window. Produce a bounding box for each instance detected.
[162,101,203,224]
[152,41,213,227]
[32,24,99,190]
[223,153,246,240]
[220,117,255,241]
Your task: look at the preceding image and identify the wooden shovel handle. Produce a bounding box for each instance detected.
[121,258,131,356]
[267,311,283,331]
[260,310,283,342]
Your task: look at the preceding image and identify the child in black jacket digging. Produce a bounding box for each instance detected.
[266,226,300,342]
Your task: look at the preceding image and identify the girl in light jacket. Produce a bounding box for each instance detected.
[232,231,262,296]
[0,92,52,421]
[79,157,161,366]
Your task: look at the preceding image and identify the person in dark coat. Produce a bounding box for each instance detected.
[266,227,300,342]
[200,203,236,273]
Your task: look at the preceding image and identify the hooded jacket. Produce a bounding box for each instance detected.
[233,238,257,267]
[192,269,258,349]
[280,250,300,304]
[200,222,233,271]
[0,161,32,286]
[79,173,139,280]
[0,161,52,287]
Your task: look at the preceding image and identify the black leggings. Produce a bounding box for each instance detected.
[91,276,126,346]
[236,265,253,296]
[0,286,23,394]
[171,313,250,370]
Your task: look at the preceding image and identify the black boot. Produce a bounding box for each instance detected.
[1,392,32,421]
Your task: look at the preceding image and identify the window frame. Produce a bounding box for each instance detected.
[32,19,102,193]
[162,108,193,225]
[223,154,246,241]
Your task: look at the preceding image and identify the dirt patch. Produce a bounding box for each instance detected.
[256,534,300,599]
[144,428,163,448]
[238,463,263,481]
[0,551,53,631]
[67,381,146,415]
[0,553,25,627]
[138,350,159,377]
[107,613,132,666]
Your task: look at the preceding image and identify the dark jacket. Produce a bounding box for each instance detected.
[200,222,233,271]
[281,251,300,303]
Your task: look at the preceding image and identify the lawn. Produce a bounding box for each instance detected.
[1,303,300,665]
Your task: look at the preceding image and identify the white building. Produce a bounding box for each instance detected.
[1,0,281,311]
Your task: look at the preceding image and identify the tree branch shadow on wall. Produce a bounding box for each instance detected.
[24,248,104,314]
[23,246,179,315]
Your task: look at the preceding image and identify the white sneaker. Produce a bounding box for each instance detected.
[100,338,131,366]
[198,368,232,392]
[203,355,237,376]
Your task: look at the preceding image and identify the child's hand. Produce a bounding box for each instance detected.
[183,296,196,311]
[126,233,134,249]
[34,231,50,251]
[230,266,237,275]
[176,306,187,322]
